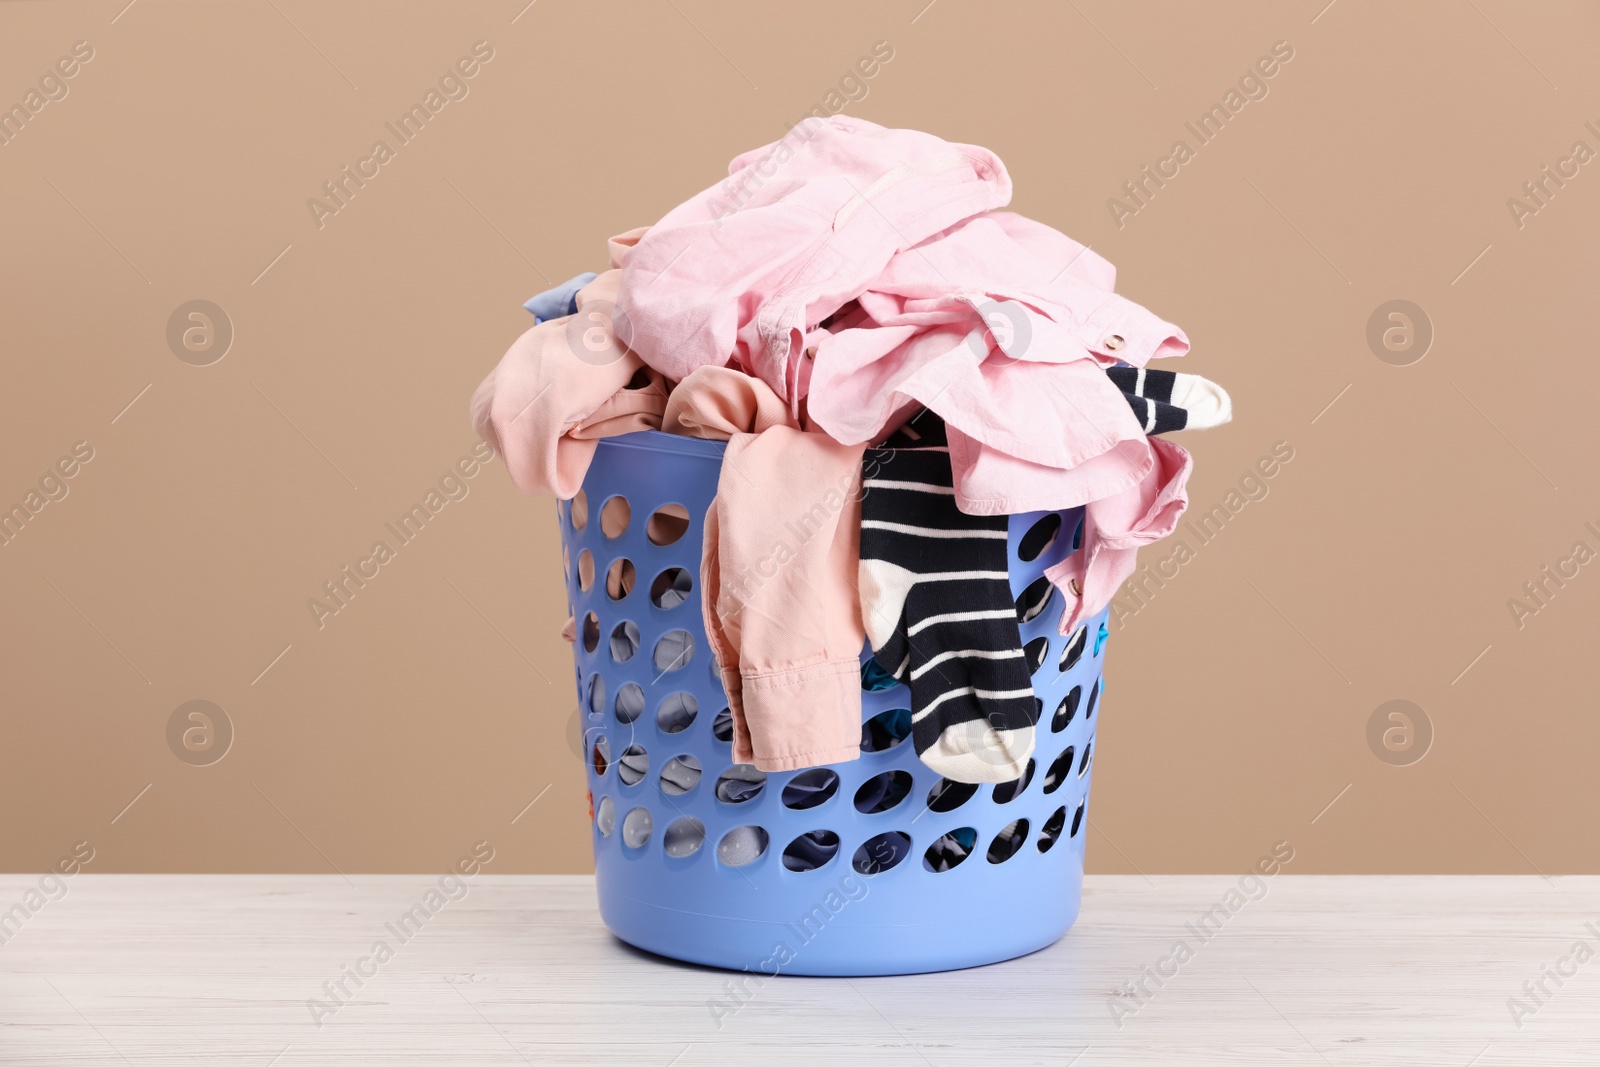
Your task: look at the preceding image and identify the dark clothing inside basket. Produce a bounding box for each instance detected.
[924,827,978,872]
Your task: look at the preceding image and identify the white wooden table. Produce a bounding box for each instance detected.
[2,875,1596,1065]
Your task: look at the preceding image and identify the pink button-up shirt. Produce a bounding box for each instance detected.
[616,117,1194,633]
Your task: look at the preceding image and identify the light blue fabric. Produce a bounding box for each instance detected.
[524,271,598,320]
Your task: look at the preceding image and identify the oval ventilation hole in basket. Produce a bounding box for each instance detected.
[577,549,595,592]
[590,735,611,776]
[852,831,912,875]
[646,503,690,546]
[1023,636,1049,674]
[717,825,768,867]
[581,612,600,654]
[781,829,840,872]
[617,745,649,786]
[986,819,1028,864]
[1052,686,1081,733]
[992,759,1035,804]
[711,707,733,743]
[650,567,693,609]
[586,674,605,716]
[1016,576,1054,625]
[860,708,912,753]
[926,777,978,813]
[652,630,695,673]
[605,557,636,600]
[1071,798,1086,838]
[1059,625,1087,672]
[570,490,588,531]
[594,795,615,837]
[659,754,702,796]
[656,692,698,734]
[714,765,766,804]
[621,806,652,849]
[853,770,913,814]
[609,621,640,663]
[1017,513,1062,562]
[663,816,705,858]
[1038,806,1067,853]
[1086,680,1100,720]
[1042,746,1075,795]
[782,768,839,810]
[599,495,631,538]
[922,827,977,873]
[614,682,645,724]
[1078,741,1093,778]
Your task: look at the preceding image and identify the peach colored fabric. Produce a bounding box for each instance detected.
[661,365,792,437]
[665,367,867,772]
[470,263,666,499]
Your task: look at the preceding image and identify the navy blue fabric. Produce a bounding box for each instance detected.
[923,827,977,872]
[781,830,840,872]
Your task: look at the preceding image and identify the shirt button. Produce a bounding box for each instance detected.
[1104,334,1125,351]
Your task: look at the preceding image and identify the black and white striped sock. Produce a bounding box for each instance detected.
[1106,366,1232,435]
[859,416,1037,783]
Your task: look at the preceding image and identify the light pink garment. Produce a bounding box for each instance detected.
[808,311,1153,508]
[664,368,866,772]
[617,115,1013,401]
[798,212,1192,629]
[470,267,667,498]
[1047,436,1192,633]
[983,210,1118,291]
[611,122,1192,632]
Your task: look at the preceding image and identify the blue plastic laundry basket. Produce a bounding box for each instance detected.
[559,430,1108,976]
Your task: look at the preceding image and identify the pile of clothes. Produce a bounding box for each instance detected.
[472,116,1228,786]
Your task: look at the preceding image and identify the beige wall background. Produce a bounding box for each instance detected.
[3,0,1596,877]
